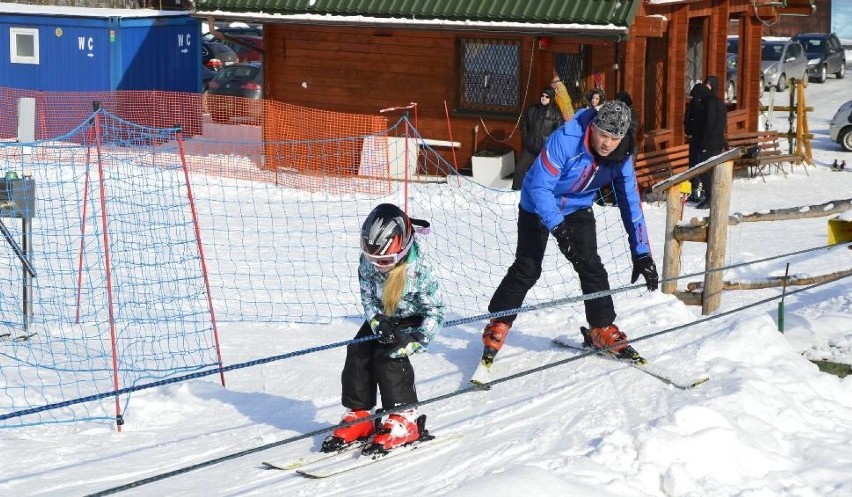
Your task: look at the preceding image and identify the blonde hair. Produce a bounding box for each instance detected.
[382,262,407,315]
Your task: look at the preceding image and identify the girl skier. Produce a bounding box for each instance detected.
[322,203,445,454]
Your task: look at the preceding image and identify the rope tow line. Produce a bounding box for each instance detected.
[4,242,844,425]
[84,270,850,496]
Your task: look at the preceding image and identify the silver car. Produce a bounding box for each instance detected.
[761,39,809,91]
[829,99,852,151]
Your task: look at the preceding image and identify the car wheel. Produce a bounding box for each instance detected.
[776,74,787,92]
[840,127,852,152]
[817,65,827,83]
[836,62,846,79]
[725,80,736,103]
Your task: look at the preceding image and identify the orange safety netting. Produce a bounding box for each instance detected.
[0,87,394,191]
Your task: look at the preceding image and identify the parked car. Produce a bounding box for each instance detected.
[223,35,263,63]
[761,38,808,91]
[727,35,739,55]
[791,32,847,83]
[201,41,238,91]
[202,40,238,67]
[829,99,852,151]
[205,62,263,124]
[725,53,738,103]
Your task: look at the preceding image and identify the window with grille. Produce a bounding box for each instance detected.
[644,36,668,132]
[555,50,587,108]
[686,20,706,96]
[457,38,520,114]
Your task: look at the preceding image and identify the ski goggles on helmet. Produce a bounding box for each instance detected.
[362,219,429,270]
[363,235,414,269]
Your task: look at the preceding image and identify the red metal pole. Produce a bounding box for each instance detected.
[75,125,95,324]
[176,130,226,387]
[93,112,124,432]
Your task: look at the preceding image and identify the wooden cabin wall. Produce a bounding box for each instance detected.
[632,0,766,150]
[264,24,616,172]
[764,0,830,37]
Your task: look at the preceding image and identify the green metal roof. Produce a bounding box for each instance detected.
[194,0,640,27]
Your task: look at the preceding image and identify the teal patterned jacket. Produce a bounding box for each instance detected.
[358,241,445,348]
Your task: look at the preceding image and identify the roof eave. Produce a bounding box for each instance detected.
[193,12,630,39]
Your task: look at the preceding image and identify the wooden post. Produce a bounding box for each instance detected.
[661,186,683,294]
[649,148,744,309]
[702,159,734,314]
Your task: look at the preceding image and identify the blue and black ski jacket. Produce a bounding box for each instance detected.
[519,108,651,257]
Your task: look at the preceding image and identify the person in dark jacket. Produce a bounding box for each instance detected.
[684,83,710,165]
[480,100,659,367]
[512,86,564,190]
[694,75,728,209]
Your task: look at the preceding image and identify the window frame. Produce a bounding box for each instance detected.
[10,27,40,65]
[456,37,522,116]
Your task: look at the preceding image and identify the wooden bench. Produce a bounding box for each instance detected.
[727,130,804,180]
[633,143,691,200]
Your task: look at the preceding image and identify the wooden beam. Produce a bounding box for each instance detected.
[686,269,852,292]
[688,198,852,226]
[631,15,667,38]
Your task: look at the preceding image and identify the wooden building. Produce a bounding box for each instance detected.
[764,0,830,37]
[193,0,814,171]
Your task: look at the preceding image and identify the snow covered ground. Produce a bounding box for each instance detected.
[1,76,851,496]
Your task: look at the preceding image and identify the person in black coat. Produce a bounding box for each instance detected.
[694,75,728,208]
[512,85,564,190]
[684,82,711,172]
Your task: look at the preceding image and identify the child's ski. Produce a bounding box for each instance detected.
[294,432,463,479]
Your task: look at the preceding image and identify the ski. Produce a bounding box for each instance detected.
[262,440,367,471]
[553,334,709,390]
[294,432,463,479]
[469,352,495,388]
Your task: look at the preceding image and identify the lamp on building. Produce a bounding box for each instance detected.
[537,37,551,50]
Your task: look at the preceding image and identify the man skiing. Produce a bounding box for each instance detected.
[481,100,658,367]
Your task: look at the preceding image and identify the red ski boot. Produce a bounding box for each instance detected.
[321,410,374,452]
[481,319,511,366]
[582,325,644,363]
[363,409,426,455]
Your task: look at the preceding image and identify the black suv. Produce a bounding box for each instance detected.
[792,32,846,83]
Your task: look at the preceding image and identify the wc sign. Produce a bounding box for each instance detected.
[178,32,191,54]
[77,35,94,58]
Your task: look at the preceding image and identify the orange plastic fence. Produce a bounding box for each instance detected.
[1,87,393,191]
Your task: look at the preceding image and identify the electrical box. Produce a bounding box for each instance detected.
[0,178,35,219]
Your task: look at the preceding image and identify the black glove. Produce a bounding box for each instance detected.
[551,219,581,263]
[631,254,659,291]
[370,314,399,344]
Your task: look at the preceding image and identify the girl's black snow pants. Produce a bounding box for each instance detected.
[341,321,417,410]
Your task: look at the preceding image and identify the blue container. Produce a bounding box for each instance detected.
[0,6,201,92]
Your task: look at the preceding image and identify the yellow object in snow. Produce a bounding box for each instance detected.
[679,181,692,195]
[828,216,852,245]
